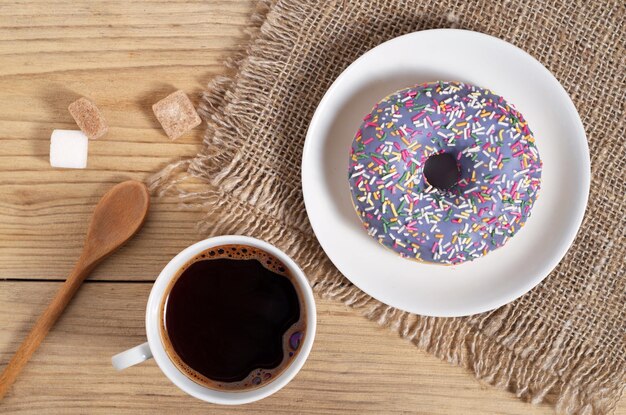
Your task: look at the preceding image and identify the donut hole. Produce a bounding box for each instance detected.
[424,152,460,190]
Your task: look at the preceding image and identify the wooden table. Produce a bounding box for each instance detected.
[1,2,623,414]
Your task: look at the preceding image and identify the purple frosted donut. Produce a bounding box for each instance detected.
[348,81,542,265]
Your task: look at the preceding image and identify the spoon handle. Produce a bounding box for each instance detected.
[0,257,94,400]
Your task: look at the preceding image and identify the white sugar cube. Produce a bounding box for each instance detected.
[50,130,88,169]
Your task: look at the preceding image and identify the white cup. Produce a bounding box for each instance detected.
[111,236,317,405]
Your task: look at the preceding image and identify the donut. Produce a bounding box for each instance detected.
[348,81,542,265]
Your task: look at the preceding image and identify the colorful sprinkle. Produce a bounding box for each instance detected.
[348,81,542,264]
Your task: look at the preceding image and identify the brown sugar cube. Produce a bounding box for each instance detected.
[152,90,201,140]
[68,97,108,140]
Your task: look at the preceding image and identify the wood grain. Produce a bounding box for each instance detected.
[0,1,623,414]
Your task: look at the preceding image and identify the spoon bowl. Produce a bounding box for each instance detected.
[82,180,150,267]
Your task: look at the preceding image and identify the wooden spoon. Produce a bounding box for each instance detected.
[0,180,150,400]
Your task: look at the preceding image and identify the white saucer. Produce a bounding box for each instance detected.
[302,29,590,317]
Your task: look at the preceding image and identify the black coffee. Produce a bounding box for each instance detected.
[160,245,306,391]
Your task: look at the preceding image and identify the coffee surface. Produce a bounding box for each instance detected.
[160,245,306,391]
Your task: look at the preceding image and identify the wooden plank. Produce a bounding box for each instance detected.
[0,281,562,414]
[0,1,250,77]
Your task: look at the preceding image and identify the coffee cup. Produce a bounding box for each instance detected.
[111,236,316,404]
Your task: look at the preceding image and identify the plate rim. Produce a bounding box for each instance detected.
[302,28,590,317]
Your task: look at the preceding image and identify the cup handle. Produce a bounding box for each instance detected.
[111,342,153,371]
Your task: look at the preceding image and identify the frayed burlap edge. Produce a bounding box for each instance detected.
[148,1,625,413]
[149,0,276,197]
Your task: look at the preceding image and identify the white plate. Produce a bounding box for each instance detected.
[302,29,590,317]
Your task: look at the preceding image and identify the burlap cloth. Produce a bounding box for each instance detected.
[150,0,625,413]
